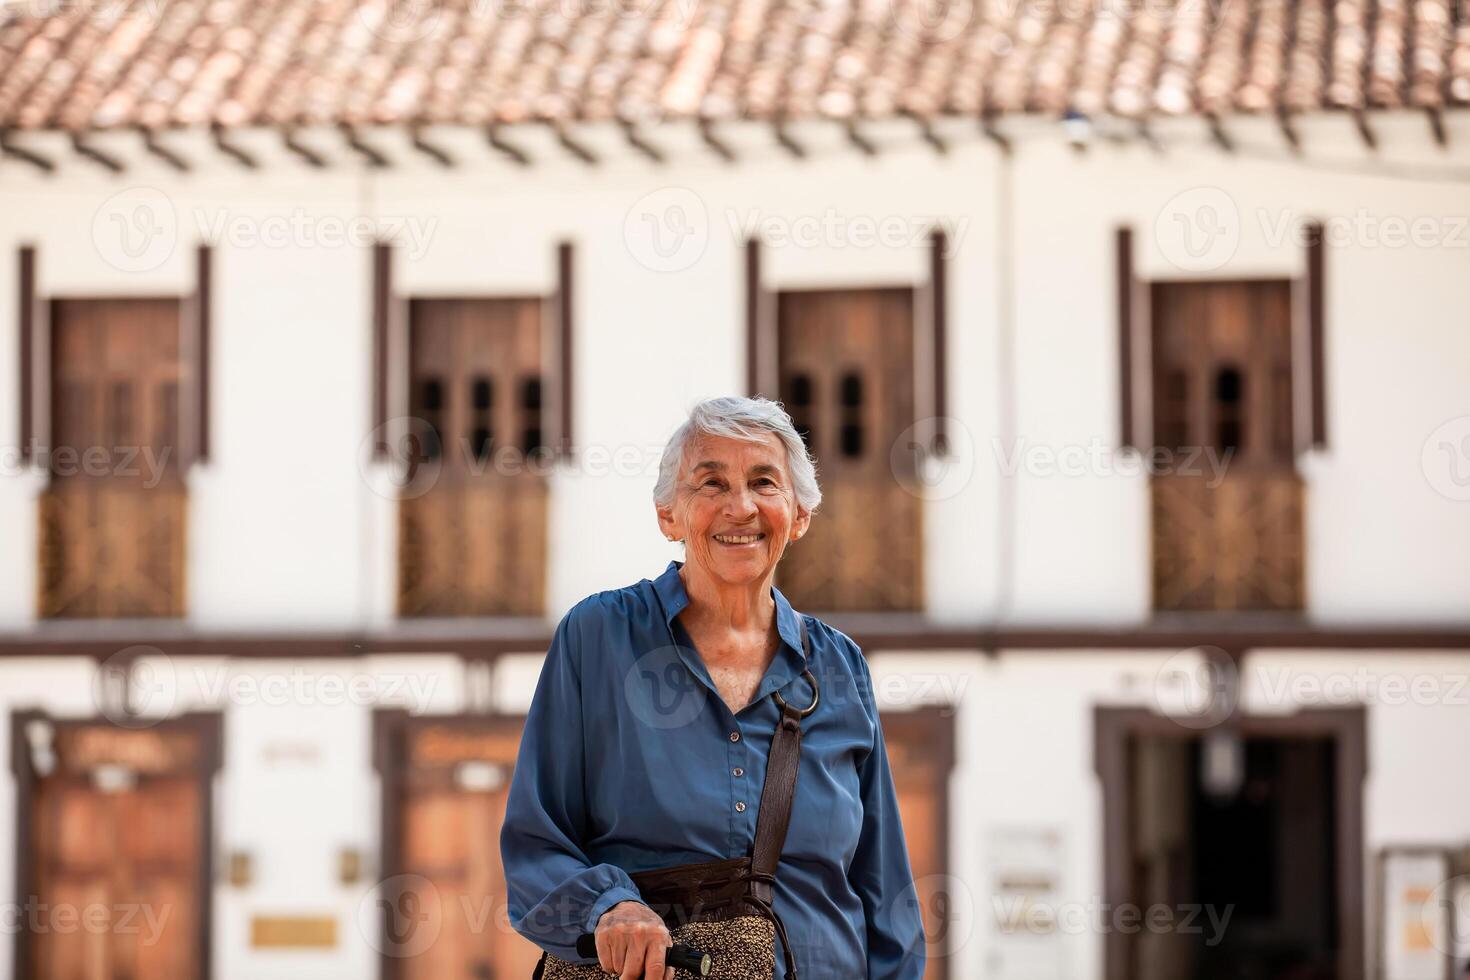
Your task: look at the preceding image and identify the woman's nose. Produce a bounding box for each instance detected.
[724,485,758,517]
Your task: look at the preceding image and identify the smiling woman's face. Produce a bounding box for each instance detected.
[656,432,811,589]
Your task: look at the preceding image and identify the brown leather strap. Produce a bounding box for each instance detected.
[750,617,815,885]
[637,610,817,979]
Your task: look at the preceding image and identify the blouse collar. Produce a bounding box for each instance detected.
[651,560,807,660]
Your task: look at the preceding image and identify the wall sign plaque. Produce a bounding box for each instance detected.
[250,915,339,949]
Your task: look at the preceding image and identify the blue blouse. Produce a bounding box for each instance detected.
[501,561,926,980]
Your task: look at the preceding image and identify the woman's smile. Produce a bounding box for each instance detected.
[712,531,766,547]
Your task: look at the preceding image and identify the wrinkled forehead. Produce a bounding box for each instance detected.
[680,432,788,478]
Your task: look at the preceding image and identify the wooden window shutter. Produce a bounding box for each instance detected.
[927,228,949,455]
[372,241,394,459]
[745,238,766,397]
[555,241,574,453]
[190,245,212,464]
[743,238,781,400]
[1302,221,1327,448]
[18,245,40,462]
[1116,227,1140,450]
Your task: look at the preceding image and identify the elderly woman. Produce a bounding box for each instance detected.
[502,396,925,980]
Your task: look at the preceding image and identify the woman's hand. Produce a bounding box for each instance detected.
[594,900,675,980]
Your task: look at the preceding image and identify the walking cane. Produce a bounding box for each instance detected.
[574,933,713,976]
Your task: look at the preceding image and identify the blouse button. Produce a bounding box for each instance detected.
[732,767,744,777]
[729,731,740,742]
[735,801,746,812]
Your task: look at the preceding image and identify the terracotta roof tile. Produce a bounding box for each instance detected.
[1,0,1466,132]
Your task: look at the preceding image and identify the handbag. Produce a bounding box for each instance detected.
[535,618,818,980]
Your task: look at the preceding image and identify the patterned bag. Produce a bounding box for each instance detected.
[535,622,818,980]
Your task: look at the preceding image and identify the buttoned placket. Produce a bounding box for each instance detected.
[725,710,751,854]
[649,561,809,860]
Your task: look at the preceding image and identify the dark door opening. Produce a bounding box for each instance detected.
[1097,708,1366,980]
[1133,736,1339,980]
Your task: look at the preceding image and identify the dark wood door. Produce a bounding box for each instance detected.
[379,718,542,980]
[776,288,922,611]
[1150,281,1304,611]
[23,722,212,980]
[883,709,954,980]
[398,299,549,617]
[40,298,186,618]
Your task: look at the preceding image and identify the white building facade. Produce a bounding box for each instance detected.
[0,106,1468,980]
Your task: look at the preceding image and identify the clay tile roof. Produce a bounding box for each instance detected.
[0,0,1466,131]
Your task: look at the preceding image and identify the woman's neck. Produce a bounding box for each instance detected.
[678,562,776,636]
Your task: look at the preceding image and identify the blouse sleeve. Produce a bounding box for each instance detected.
[500,607,645,960]
[845,645,928,980]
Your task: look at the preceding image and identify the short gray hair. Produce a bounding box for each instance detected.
[653,396,822,513]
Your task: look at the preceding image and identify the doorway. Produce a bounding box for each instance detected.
[373,711,543,980]
[10,710,221,980]
[1095,707,1365,980]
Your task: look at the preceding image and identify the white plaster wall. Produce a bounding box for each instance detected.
[0,113,1467,980]
[0,116,1467,628]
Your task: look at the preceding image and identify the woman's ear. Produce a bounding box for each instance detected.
[656,501,681,542]
[789,504,812,542]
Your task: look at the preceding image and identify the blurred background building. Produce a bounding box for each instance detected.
[0,0,1468,978]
